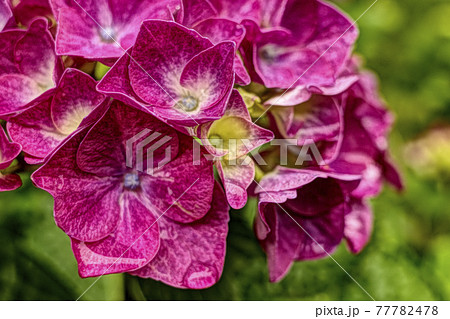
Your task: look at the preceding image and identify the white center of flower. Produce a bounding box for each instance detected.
[124,173,140,190]
[259,44,282,64]
[177,96,199,112]
[99,27,116,43]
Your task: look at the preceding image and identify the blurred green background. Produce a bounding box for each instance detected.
[1,0,450,300]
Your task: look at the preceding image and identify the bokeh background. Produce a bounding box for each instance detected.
[1,0,450,300]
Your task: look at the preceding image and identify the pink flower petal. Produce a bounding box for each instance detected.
[0,173,22,192]
[200,90,273,158]
[179,41,235,110]
[11,0,53,28]
[129,20,212,107]
[242,0,358,89]
[15,18,58,89]
[0,127,21,170]
[8,97,65,159]
[76,100,179,177]
[55,7,124,60]
[180,0,218,27]
[272,94,343,163]
[131,183,229,289]
[217,156,255,209]
[194,18,245,46]
[258,203,302,282]
[210,0,261,23]
[8,69,106,160]
[53,0,178,60]
[0,74,43,116]
[140,135,214,224]
[96,49,148,110]
[0,0,12,31]
[72,192,160,277]
[51,69,105,135]
[344,198,373,254]
[32,128,122,242]
[0,30,25,75]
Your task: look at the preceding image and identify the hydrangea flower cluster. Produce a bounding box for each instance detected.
[0,0,401,288]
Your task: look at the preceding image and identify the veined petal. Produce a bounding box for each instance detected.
[272,95,343,163]
[111,0,176,41]
[180,0,218,27]
[0,30,25,76]
[72,192,160,277]
[32,128,122,242]
[7,97,66,160]
[255,166,327,194]
[194,18,245,46]
[0,127,21,170]
[179,41,235,111]
[8,69,106,160]
[260,0,288,27]
[0,173,22,192]
[14,18,58,90]
[282,177,345,216]
[255,38,335,89]
[234,56,251,86]
[96,49,148,110]
[76,101,179,177]
[0,74,43,116]
[223,88,251,119]
[265,74,358,106]
[9,0,53,27]
[217,156,255,209]
[129,20,212,107]
[279,0,317,44]
[51,69,105,135]
[140,135,214,224]
[293,203,346,261]
[55,7,124,60]
[24,154,46,165]
[148,85,232,127]
[258,194,346,282]
[244,0,357,89]
[259,203,302,282]
[131,183,229,289]
[210,0,261,23]
[53,0,177,60]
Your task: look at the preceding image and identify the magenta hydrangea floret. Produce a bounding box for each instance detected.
[253,69,402,282]
[240,0,358,89]
[255,167,361,282]
[7,68,106,163]
[324,72,403,194]
[50,0,178,63]
[0,18,63,118]
[98,20,235,128]
[32,101,230,288]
